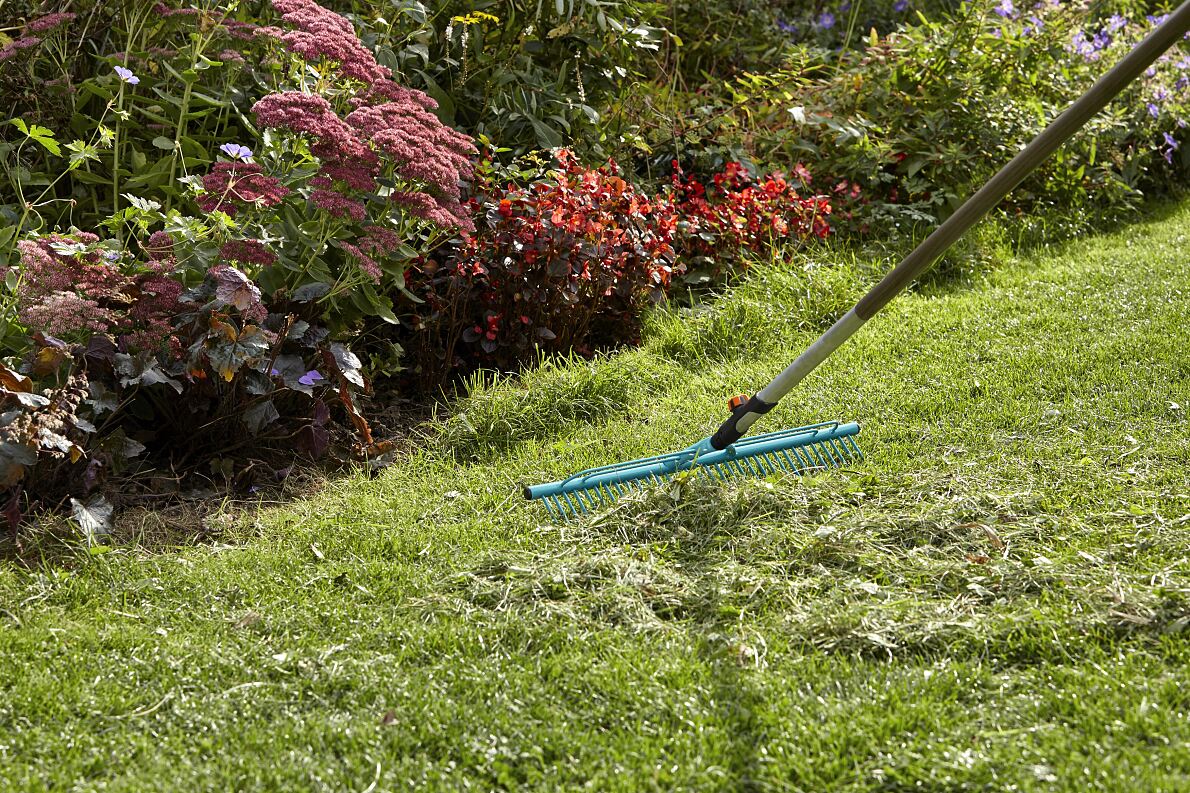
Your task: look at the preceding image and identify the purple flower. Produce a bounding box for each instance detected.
[994,0,1015,19]
[777,19,798,35]
[1023,15,1044,35]
[298,369,324,386]
[219,142,253,160]
[1106,15,1128,33]
[894,0,909,12]
[1161,131,1179,164]
[840,1,851,12]
[114,65,139,84]
[270,367,281,376]
[816,11,835,30]
[1148,103,1160,119]
[1071,31,1100,61]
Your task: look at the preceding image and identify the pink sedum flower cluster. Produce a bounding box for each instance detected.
[220,239,278,268]
[22,293,118,337]
[0,12,74,61]
[26,12,76,33]
[197,162,289,217]
[249,0,476,234]
[15,234,184,354]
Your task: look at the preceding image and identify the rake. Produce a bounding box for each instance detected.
[524,3,1190,520]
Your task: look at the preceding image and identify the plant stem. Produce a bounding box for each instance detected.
[112,90,124,243]
[165,78,195,215]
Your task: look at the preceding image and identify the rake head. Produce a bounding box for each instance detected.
[523,421,862,520]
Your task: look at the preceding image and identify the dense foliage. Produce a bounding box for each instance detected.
[0,0,1186,532]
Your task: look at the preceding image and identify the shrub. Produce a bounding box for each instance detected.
[317,0,666,156]
[749,0,1190,237]
[397,152,838,390]
[1,0,479,518]
[669,161,834,283]
[400,150,680,389]
[0,225,383,526]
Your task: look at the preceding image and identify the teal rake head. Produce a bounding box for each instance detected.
[523,421,862,520]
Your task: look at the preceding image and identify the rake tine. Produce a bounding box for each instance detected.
[822,439,844,467]
[741,456,762,477]
[845,435,864,460]
[779,448,801,472]
[829,437,851,463]
[806,442,829,469]
[818,435,837,466]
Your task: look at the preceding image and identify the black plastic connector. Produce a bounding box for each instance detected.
[710,394,775,450]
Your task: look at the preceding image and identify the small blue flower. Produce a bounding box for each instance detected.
[1106,14,1128,33]
[1148,103,1160,119]
[1023,15,1044,36]
[777,19,798,35]
[816,11,835,30]
[298,370,324,386]
[893,0,909,12]
[994,0,1015,19]
[220,143,254,161]
[839,1,851,12]
[101,250,120,262]
[114,65,139,85]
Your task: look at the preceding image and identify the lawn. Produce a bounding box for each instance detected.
[1,201,1188,792]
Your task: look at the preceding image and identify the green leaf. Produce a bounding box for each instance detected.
[152,136,176,150]
[8,118,29,134]
[65,140,100,170]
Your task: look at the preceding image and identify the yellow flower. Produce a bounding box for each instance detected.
[449,11,500,27]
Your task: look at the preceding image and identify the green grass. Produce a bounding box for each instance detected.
[2,201,1189,791]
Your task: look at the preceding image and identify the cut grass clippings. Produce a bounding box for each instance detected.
[0,202,1188,791]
